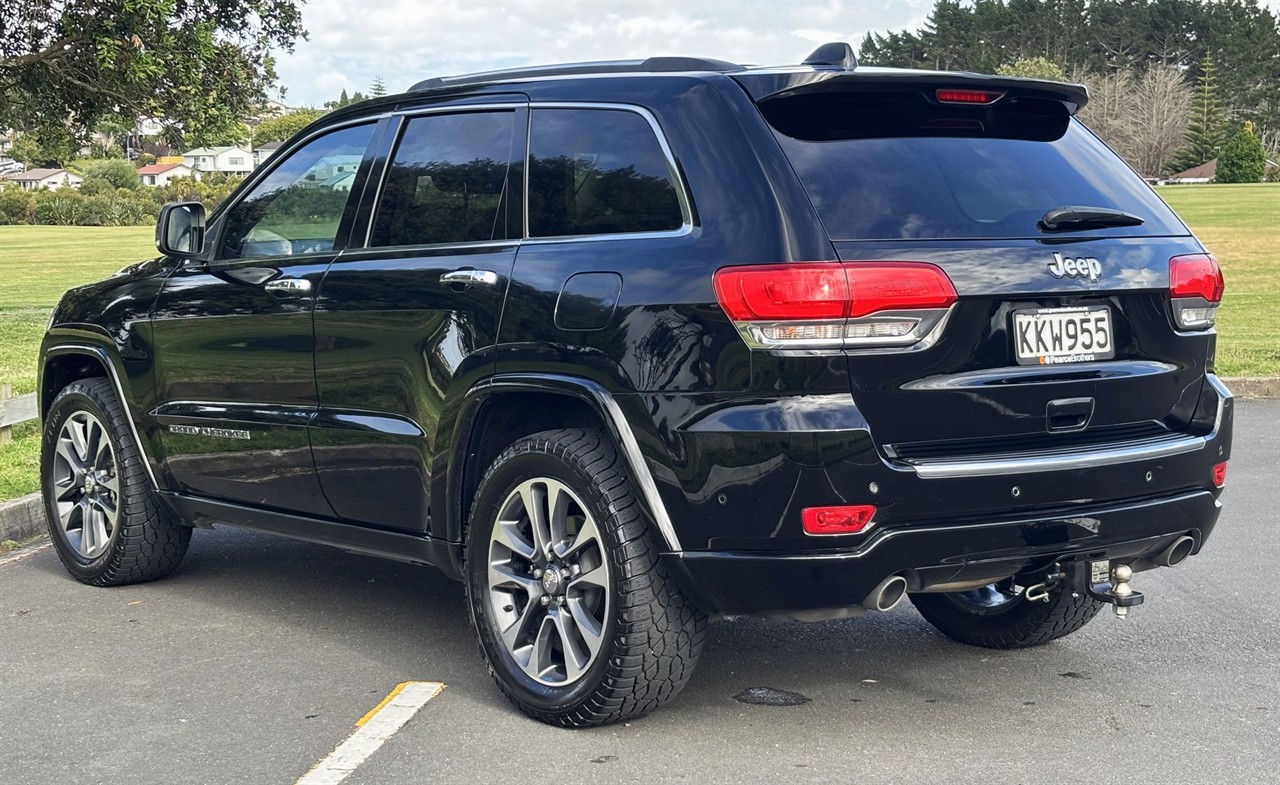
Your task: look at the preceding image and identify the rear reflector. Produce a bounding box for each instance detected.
[1213,461,1227,488]
[802,505,876,536]
[1169,254,1224,330]
[935,88,1004,105]
[713,262,957,350]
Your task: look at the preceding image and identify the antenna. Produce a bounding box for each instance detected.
[802,42,858,70]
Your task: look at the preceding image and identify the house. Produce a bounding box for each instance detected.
[181,146,254,175]
[253,141,283,167]
[2,168,83,190]
[137,162,196,187]
[1166,157,1280,184]
[1167,159,1219,184]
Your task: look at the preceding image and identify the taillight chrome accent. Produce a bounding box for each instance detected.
[1169,254,1224,330]
[713,262,958,350]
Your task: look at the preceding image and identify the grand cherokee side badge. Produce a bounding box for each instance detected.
[168,424,251,440]
[1048,252,1102,283]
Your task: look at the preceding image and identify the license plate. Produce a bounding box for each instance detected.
[1013,306,1114,365]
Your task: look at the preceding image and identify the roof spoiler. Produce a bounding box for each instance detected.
[735,66,1089,115]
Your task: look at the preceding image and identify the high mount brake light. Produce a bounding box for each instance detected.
[1169,254,1224,330]
[935,88,1004,105]
[713,262,957,350]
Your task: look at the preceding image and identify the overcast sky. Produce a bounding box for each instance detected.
[273,0,936,107]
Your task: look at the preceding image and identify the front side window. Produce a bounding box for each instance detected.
[219,123,374,260]
[369,111,517,248]
[527,108,684,238]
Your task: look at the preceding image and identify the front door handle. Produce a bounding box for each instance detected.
[440,269,499,287]
[264,278,313,294]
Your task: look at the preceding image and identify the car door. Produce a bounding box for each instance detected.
[151,121,381,516]
[310,102,526,531]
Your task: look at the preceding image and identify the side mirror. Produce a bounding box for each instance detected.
[156,202,207,258]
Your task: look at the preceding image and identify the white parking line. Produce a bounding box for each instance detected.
[295,681,445,785]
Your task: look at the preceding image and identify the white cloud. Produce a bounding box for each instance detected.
[273,0,934,106]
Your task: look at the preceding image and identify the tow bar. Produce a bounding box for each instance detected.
[1024,560,1145,618]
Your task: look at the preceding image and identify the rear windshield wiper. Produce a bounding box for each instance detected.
[1039,206,1144,232]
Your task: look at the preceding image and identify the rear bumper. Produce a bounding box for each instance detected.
[664,489,1220,617]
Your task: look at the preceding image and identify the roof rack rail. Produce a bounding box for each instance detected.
[408,56,741,93]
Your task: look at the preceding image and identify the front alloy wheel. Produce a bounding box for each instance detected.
[50,411,120,560]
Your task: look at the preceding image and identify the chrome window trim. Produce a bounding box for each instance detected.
[212,114,387,250]
[45,344,161,490]
[362,104,526,250]
[523,102,695,243]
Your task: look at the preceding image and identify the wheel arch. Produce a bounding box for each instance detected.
[439,373,683,565]
[39,340,162,491]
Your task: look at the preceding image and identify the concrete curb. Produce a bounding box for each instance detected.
[1222,377,1280,400]
[0,493,45,543]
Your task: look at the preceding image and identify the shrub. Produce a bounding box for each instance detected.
[33,190,83,225]
[0,187,35,224]
[80,159,141,190]
[1216,122,1267,184]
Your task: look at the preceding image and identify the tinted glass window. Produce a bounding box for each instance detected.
[219,124,373,259]
[528,108,683,238]
[370,112,516,247]
[766,93,1185,240]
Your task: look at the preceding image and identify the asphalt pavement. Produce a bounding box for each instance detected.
[2,402,1277,785]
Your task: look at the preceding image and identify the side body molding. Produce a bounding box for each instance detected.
[447,373,683,553]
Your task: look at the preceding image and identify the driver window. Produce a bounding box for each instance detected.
[219,124,375,260]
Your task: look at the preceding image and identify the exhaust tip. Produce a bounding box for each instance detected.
[862,575,908,612]
[1156,535,1195,567]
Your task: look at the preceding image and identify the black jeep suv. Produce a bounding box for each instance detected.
[38,44,1233,727]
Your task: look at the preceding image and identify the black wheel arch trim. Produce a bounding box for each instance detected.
[40,339,163,492]
[442,373,683,554]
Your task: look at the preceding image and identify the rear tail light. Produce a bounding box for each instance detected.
[1213,461,1227,488]
[802,505,876,536]
[935,88,1004,105]
[1169,254,1224,330]
[713,262,957,350]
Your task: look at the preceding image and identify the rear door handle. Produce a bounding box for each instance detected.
[440,270,499,287]
[264,278,313,294]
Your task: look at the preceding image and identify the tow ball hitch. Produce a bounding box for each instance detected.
[1026,560,1145,619]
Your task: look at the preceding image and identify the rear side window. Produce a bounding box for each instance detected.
[765,92,1186,241]
[527,108,684,238]
[370,111,516,247]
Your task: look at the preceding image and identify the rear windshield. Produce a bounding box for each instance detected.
[764,92,1186,241]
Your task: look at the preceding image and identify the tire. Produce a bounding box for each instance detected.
[41,377,192,586]
[909,580,1104,649]
[465,428,707,727]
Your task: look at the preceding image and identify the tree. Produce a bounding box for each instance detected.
[1166,53,1226,174]
[81,159,141,190]
[0,1,306,147]
[1216,121,1267,182]
[252,109,327,144]
[9,130,79,168]
[997,57,1067,81]
[370,76,388,98]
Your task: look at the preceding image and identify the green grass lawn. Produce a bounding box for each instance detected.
[1155,183,1280,378]
[0,185,1276,501]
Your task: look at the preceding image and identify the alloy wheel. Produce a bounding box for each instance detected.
[486,477,611,687]
[50,411,120,560]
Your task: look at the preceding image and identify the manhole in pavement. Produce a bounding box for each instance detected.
[734,687,811,707]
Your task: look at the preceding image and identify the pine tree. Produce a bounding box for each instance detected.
[370,76,387,98]
[1165,53,1226,174]
[1216,121,1267,183]
[339,88,350,106]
